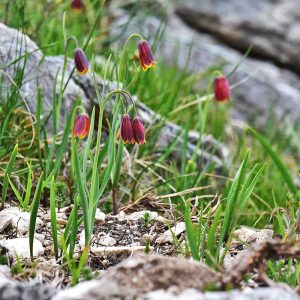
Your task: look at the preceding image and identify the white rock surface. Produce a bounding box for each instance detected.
[127,210,165,223]
[90,245,152,257]
[95,209,106,224]
[0,237,44,258]
[232,226,274,247]
[0,207,42,234]
[156,222,186,244]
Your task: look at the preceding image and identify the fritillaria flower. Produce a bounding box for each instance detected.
[120,114,134,144]
[73,113,90,139]
[74,48,89,75]
[71,0,85,12]
[132,116,146,144]
[137,40,156,71]
[214,76,231,102]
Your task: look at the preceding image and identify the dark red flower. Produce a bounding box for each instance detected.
[137,40,156,71]
[71,0,85,12]
[73,113,90,139]
[132,116,146,144]
[74,48,89,75]
[214,76,231,102]
[120,114,134,144]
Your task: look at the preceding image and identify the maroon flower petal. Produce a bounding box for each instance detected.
[137,40,156,71]
[132,116,146,144]
[74,48,89,75]
[214,76,231,102]
[73,113,90,139]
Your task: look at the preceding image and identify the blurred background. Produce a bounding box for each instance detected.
[2,0,300,136]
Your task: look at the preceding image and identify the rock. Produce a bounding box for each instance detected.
[0,281,56,300]
[127,210,165,223]
[54,253,220,299]
[156,222,186,244]
[0,22,226,168]
[90,245,151,257]
[232,226,274,248]
[0,237,44,259]
[0,265,11,280]
[95,234,117,247]
[143,287,300,300]
[94,209,106,224]
[0,207,42,234]
[176,0,300,74]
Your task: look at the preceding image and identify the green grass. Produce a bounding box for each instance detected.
[0,0,299,288]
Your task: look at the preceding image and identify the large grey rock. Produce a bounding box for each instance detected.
[0,280,55,300]
[176,0,300,74]
[143,287,300,300]
[53,253,220,300]
[0,22,226,167]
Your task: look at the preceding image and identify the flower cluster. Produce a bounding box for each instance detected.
[120,114,146,144]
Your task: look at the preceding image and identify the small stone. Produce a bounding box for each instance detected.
[0,237,44,259]
[0,265,11,280]
[90,245,152,257]
[232,226,274,248]
[95,209,106,224]
[117,211,126,221]
[35,233,45,243]
[96,234,116,247]
[156,222,186,244]
[0,207,42,234]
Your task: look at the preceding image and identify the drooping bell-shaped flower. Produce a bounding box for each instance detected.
[74,48,89,75]
[73,113,90,139]
[120,114,134,144]
[71,0,85,12]
[137,40,156,71]
[132,116,146,144]
[214,76,231,102]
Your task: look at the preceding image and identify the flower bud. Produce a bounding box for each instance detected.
[137,40,156,71]
[73,113,90,139]
[120,114,134,144]
[214,76,230,102]
[132,116,146,144]
[74,48,89,75]
[71,0,85,12]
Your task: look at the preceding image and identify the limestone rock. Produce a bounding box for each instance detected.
[156,222,186,244]
[0,207,42,234]
[54,253,220,299]
[0,237,44,259]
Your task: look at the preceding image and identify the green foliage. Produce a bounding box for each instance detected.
[0,0,299,287]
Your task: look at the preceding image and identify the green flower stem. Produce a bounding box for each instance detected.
[118,33,144,83]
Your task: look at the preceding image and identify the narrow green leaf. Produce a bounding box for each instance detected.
[29,172,44,259]
[249,128,298,197]
[184,200,200,260]
[1,143,18,209]
[50,176,58,259]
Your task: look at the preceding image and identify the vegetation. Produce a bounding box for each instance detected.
[0,0,299,288]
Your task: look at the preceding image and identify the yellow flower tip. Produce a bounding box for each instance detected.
[78,68,88,75]
[142,62,156,72]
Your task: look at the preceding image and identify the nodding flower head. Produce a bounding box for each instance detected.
[132,116,146,144]
[71,0,85,12]
[214,76,231,102]
[74,48,89,75]
[73,113,90,139]
[137,40,156,71]
[120,114,135,144]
